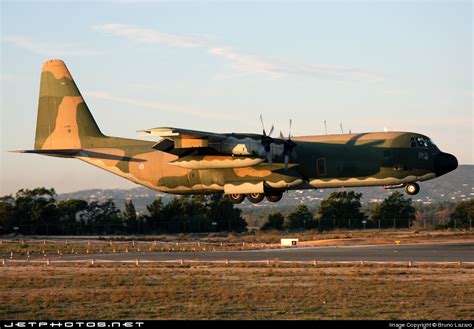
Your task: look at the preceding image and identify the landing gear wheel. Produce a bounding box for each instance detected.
[266,192,283,203]
[246,193,265,203]
[405,182,420,195]
[227,194,245,204]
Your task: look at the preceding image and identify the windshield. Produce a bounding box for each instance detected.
[410,136,437,149]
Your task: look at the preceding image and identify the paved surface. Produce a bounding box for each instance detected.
[50,242,474,262]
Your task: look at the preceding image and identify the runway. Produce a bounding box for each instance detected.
[51,242,474,263]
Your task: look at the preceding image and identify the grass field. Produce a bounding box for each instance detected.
[1,264,473,320]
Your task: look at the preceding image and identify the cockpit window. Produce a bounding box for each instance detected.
[410,136,436,149]
[428,138,437,149]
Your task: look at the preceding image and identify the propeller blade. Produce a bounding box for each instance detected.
[282,138,296,171]
[258,114,277,164]
[259,114,266,135]
[268,124,274,137]
[279,131,284,139]
[288,119,292,139]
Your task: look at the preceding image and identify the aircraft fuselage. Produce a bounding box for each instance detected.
[19,60,458,204]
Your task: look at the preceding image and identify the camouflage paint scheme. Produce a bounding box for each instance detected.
[18,60,458,201]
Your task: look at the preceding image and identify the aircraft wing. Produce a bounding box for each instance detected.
[139,127,227,149]
[140,127,227,141]
[139,127,279,169]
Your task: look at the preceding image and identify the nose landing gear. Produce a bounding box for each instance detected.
[405,182,420,195]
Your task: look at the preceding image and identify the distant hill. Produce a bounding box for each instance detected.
[58,165,473,212]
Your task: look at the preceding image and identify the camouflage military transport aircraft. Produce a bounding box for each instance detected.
[16,60,458,203]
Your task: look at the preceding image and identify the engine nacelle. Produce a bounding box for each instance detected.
[210,137,284,158]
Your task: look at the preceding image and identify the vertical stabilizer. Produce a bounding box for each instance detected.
[35,59,105,150]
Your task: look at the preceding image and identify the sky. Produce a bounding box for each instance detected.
[1,0,472,195]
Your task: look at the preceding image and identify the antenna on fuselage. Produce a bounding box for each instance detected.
[324,120,327,135]
[340,122,344,134]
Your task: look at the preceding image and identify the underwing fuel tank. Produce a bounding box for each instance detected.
[168,155,265,170]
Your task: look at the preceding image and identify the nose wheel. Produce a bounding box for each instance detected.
[405,182,420,195]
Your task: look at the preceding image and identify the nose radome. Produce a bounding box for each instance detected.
[434,152,458,177]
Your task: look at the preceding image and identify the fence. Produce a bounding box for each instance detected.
[2,217,471,235]
[0,239,280,260]
[2,258,472,267]
[1,221,244,235]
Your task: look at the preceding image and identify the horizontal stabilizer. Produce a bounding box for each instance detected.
[10,149,81,157]
[11,149,145,162]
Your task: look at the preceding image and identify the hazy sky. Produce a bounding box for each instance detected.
[1,1,472,195]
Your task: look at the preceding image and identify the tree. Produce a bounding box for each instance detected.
[12,188,59,234]
[146,197,163,232]
[414,201,456,229]
[0,195,15,233]
[317,191,367,230]
[123,199,142,233]
[371,192,416,228]
[207,194,247,233]
[181,196,208,233]
[159,198,187,233]
[261,212,285,231]
[144,196,212,233]
[448,200,473,229]
[57,199,88,234]
[285,205,313,231]
[82,199,121,234]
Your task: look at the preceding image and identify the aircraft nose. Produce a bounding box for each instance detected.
[434,152,458,177]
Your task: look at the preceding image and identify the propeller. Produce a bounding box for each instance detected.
[281,119,296,170]
[259,114,274,164]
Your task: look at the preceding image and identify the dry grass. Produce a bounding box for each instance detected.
[0,265,472,320]
[1,230,473,258]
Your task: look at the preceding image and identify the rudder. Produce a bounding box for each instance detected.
[35,60,105,150]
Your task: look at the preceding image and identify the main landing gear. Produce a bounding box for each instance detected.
[227,193,246,204]
[405,182,420,195]
[246,193,265,204]
[227,192,283,204]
